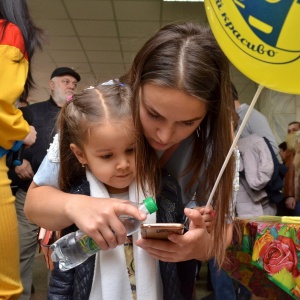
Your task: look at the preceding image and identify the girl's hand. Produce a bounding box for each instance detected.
[65,197,147,250]
[25,183,147,251]
[196,205,216,233]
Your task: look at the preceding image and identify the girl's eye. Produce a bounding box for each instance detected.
[147,110,161,120]
[101,154,113,159]
[126,148,135,154]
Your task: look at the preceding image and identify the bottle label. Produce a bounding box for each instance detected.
[78,235,100,254]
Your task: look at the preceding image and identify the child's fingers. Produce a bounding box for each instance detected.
[210,209,216,218]
[202,213,214,223]
[196,206,216,219]
[192,207,215,233]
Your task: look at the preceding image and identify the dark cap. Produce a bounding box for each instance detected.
[50,67,81,82]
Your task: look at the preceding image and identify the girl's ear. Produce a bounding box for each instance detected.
[70,143,87,165]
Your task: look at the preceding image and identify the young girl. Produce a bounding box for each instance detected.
[25,22,236,276]
[48,81,163,300]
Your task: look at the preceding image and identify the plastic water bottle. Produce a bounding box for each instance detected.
[50,197,157,271]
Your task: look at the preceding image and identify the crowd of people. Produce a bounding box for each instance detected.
[0,1,299,300]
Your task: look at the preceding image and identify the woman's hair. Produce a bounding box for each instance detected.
[126,22,236,266]
[231,82,239,101]
[0,0,44,97]
[58,81,133,192]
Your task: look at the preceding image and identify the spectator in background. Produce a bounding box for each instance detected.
[0,0,43,298]
[236,133,276,218]
[276,140,291,216]
[11,67,80,300]
[232,86,287,214]
[279,141,287,164]
[288,121,300,134]
[284,121,300,215]
[233,83,279,156]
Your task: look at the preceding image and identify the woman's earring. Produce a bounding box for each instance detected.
[196,125,200,138]
[81,163,85,168]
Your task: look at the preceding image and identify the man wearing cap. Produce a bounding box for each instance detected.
[11,67,80,299]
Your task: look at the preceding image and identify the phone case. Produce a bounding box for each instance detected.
[140,223,184,239]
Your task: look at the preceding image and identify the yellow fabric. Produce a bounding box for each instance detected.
[238,215,300,224]
[0,44,29,150]
[0,21,28,299]
[281,216,300,224]
[0,156,23,299]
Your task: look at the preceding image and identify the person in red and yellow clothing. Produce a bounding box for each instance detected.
[0,1,43,299]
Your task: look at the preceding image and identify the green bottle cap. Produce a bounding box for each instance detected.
[143,197,158,214]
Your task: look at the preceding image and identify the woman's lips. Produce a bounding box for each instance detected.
[151,139,171,150]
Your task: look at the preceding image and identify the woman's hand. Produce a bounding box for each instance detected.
[285,197,296,210]
[135,208,213,262]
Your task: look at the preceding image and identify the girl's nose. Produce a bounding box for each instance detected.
[116,156,130,169]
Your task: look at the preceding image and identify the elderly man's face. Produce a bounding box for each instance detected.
[50,75,78,107]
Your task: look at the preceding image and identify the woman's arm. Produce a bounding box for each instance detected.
[25,182,147,250]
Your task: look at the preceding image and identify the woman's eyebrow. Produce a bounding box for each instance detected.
[145,104,162,116]
[182,116,204,122]
[147,104,204,122]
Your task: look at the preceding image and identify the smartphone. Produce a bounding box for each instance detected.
[140,223,184,240]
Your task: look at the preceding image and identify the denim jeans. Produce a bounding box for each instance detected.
[294,201,300,216]
[208,258,236,300]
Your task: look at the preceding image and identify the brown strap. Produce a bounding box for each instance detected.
[159,143,180,168]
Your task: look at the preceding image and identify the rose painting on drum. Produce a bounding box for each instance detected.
[223,217,300,299]
[249,219,300,299]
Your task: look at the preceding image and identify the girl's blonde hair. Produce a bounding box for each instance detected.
[58,81,133,192]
